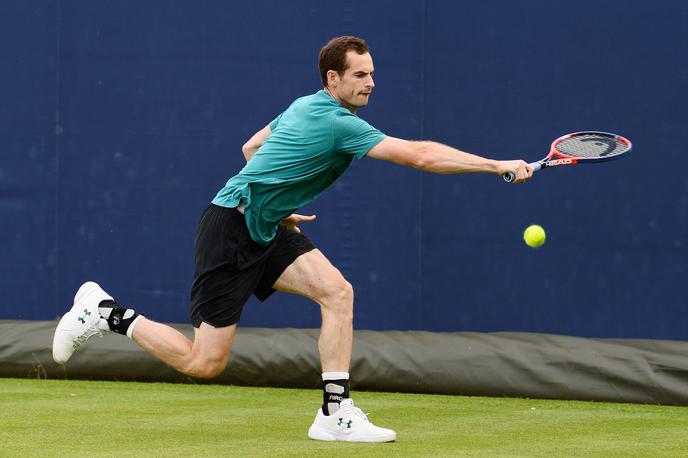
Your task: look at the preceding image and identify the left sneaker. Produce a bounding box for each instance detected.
[52,282,112,364]
[307,398,396,442]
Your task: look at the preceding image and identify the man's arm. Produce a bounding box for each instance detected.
[366,137,532,182]
[244,124,316,230]
[242,125,272,161]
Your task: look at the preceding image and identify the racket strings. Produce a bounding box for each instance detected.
[555,134,628,158]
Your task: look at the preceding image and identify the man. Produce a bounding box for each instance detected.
[53,36,532,443]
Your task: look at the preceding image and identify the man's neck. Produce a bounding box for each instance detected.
[323,87,357,114]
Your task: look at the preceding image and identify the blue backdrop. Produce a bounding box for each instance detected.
[1,1,686,339]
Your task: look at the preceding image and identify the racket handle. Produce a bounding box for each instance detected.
[502,162,541,183]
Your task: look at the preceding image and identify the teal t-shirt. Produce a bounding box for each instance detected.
[212,90,386,245]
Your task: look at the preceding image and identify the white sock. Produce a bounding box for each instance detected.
[126,315,143,339]
[322,372,350,381]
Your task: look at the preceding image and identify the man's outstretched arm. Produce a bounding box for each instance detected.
[367,136,532,183]
[242,125,272,161]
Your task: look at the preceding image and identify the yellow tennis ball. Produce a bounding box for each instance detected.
[524,224,546,248]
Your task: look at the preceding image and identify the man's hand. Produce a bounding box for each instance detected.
[496,160,533,183]
[280,213,316,233]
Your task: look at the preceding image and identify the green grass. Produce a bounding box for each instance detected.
[1,378,687,457]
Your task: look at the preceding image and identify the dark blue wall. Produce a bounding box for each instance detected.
[1,1,686,339]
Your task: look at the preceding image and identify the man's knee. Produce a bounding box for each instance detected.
[317,279,354,319]
[186,356,228,379]
[185,322,236,378]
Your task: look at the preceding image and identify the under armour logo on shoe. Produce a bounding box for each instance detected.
[77,309,91,324]
[337,418,352,429]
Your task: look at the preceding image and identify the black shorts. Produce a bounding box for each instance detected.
[189,204,315,328]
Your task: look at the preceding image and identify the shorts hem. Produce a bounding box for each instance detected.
[191,315,240,329]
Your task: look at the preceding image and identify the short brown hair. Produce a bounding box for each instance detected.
[318,36,369,86]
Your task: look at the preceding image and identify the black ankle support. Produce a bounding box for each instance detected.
[322,378,350,415]
[99,300,140,336]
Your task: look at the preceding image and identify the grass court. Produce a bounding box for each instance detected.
[1,378,687,457]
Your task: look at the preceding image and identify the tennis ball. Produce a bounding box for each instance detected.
[524,224,546,248]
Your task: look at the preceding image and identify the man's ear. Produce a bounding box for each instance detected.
[327,69,339,87]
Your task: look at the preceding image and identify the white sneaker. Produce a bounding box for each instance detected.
[307,398,396,442]
[52,282,112,364]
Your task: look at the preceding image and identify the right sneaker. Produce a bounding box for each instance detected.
[307,398,396,442]
[52,282,112,364]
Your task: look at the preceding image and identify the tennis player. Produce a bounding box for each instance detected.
[53,36,532,442]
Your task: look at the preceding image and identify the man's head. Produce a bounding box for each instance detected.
[319,36,375,113]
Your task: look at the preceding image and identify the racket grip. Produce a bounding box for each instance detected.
[502,162,541,183]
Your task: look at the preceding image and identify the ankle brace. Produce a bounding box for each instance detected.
[98,300,142,339]
[322,372,350,415]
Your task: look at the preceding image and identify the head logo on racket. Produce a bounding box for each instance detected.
[503,131,632,182]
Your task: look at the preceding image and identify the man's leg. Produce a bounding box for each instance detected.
[53,281,236,379]
[272,249,353,374]
[132,319,236,379]
[54,207,250,378]
[272,249,395,442]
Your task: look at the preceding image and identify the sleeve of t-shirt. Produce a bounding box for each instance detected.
[333,112,387,158]
[268,112,284,131]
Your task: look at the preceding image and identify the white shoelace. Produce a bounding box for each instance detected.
[72,324,103,349]
[341,400,371,423]
[351,406,371,423]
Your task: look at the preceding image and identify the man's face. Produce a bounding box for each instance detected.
[328,51,375,112]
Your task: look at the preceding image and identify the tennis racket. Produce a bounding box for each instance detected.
[503,131,632,182]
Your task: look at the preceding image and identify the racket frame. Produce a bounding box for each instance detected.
[503,131,632,182]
